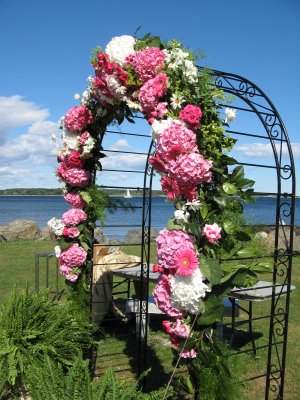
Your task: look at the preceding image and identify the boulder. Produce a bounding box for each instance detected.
[125,228,159,244]
[0,219,41,241]
[267,230,300,253]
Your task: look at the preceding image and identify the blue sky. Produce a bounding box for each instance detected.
[0,0,299,194]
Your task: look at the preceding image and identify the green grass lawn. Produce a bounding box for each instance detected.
[0,239,299,398]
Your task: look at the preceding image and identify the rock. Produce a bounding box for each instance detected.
[125,228,159,244]
[39,226,54,240]
[267,230,300,253]
[0,219,41,241]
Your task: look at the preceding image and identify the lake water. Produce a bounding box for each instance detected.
[0,195,299,242]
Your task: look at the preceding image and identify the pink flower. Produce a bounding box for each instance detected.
[59,243,87,269]
[153,274,183,318]
[156,122,197,162]
[179,104,202,131]
[66,273,79,282]
[64,192,86,209]
[63,168,91,187]
[126,47,165,83]
[167,153,213,187]
[138,73,167,115]
[178,183,197,202]
[62,226,80,238]
[156,229,195,270]
[173,319,190,338]
[149,154,166,173]
[180,348,197,359]
[173,248,199,277]
[161,176,180,200]
[63,105,93,132]
[62,208,87,227]
[202,223,222,244]
[162,320,173,335]
[78,131,90,144]
[156,102,168,118]
[63,150,84,168]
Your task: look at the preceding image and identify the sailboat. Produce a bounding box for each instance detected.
[124,189,132,198]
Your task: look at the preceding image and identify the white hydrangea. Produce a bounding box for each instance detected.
[54,245,61,258]
[183,59,198,84]
[170,269,210,314]
[151,118,185,140]
[47,217,64,236]
[225,108,237,123]
[164,48,189,69]
[106,75,127,99]
[62,129,78,150]
[105,35,136,66]
[82,136,96,156]
[174,209,190,223]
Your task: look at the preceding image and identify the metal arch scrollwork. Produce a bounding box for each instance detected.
[273,307,286,337]
[281,164,292,180]
[276,248,289,279]
[269,364,281,394]
[264,114,283,139]
[238,80,256,98]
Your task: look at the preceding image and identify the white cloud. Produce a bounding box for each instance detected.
[111,139,130,149]
[235,142,300,158]
[0,95,49,138]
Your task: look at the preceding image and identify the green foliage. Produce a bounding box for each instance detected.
[176,338,239,400]
[26,355,173,400]
[0,287,93,397]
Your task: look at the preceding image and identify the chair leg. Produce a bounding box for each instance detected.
[248,301,256,356]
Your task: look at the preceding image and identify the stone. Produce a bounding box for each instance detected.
[0,219,41,241]
[125,228,159,244]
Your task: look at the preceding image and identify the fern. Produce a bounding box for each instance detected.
[0,286,94,397]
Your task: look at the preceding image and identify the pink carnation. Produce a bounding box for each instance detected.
[149,154,166,173]
[173,248,199,277]
[64,192,86,209]
[156,122,197,162]
[126,47,165,83]
[59,243,87,269]
[62,226,80,238]
[139,73,167,115]
[156,229,195,269]
[179,104,202,131]
[63,105,93,132]
[153,274,183,318]
[161,176,180,200]
[62,208,87,227]
[167,153,213,187]
[202,223,222,244]
[63,168,90,187]
[180,348,197,359]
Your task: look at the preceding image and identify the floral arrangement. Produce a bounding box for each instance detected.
[48,34,269,380]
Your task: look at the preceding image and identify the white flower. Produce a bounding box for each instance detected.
[186,199,202,212]
[82,137,96,155]
[54,245,61,258]
[81,90,91,105]
[174,209,190,223]
[62,129,78,150]
[105,75,127,99]
[170,269,211,314]
[105,35,136,66]
[170,93,184,110]
[183,60,198,83]
[74,93,80,100]
[225,108,237,123]
[96,106,108,117]
[125,98,142,111]
[87,75,94,83]
[47,218,64,236]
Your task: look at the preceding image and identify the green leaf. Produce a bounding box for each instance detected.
[222,182,237,195]
[80,242,90,252]
[234,230,252,241]
[167,218,182,230]
[231,166,245,183]
[236,247,256,258]
[213,196,227,208]
[200,203,208,219]
[200,256,222,285]
[197,295,224,325]
[148,36,161,48]
[80,191,92,204]
[59,239,72,250]
[223,220,235,234]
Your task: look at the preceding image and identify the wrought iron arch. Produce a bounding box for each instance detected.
[92,68,295,399]
[210,68,296,399]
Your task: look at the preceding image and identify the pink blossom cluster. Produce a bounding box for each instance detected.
[58,243,87,280]
[152,274,183,318]
[162,319,196,359]
[64,191,86,209]
[62,208,87,227]
[156,229,195,270]
[179,104,202,131]
[126,47,165,83]
[57,164,90,188]
[138,73,167,115]
[64,105,93,132]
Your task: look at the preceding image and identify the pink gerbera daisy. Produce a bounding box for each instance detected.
[173,248,199,276]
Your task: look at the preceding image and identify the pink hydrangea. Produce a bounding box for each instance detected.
[63,105,93,132]
[63,150,84,168]
[65,273,79,282]
[138,73,167,114]
[156,122,197,162]
[161,176,180,200]
[63,168,91,187]
[173,248,199,277]
[62,226,80,238]
[153,274,183,318]
[62,208,87,227]
[126,47,165,83]
[167,153,213,187]
[179,104,202,131]
[156,229,195,269]
[64,192,86,209]
[59,243,87,269]
[202,223,222,244]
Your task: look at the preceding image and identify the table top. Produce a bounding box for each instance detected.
[113,264,159,282]
[230,281,296,302]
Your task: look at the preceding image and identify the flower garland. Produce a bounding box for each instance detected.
[49,33,268,365]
